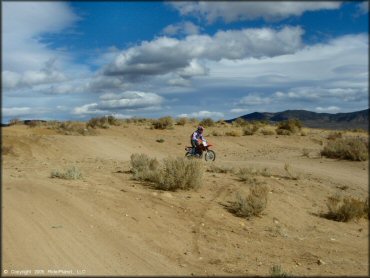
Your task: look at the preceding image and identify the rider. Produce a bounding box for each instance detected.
[190,126,205,156]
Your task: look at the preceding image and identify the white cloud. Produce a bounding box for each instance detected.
[73,91,163,116]
[315,106,341,113]
[103,26,303,81]
[178,110,224,119]
[238,94,272,105]
[230,108,249,114]
[358,1,369,14]
[170,2,342,23]
[162,21,201,36]
[2,107,49,117]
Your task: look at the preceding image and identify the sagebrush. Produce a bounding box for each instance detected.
[51,166,82,180]
[323,194,367,222]
[321,137,368,161]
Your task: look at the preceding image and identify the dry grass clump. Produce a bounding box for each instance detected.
[225,130,241,137]
[260,128,275,135]
[276,119,302,134]
[152,116,174,129]
[237,166,271,181]
[323,194,367,222]
[51,166,82,180]
[155,157,203,191]
[130,153,160,181]
[130,154,203,191]
[56,121,96,135]
[156,138,165,143]
[321,137,368,161]
[199,117,215,127]
[284,163,300,180]
[228,185,269,218]
[232,118,248,127]
[302,148,310,157]
[9,118,21,126]
[243,124,259,135]
[86,116,110,129]
[327,131,342,140]
[176,117,188,126]
[211,130,222,136]
[270,265,289,277]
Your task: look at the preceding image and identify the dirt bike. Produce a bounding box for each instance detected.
[185,139,216,161]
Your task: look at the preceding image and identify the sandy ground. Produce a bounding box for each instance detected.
[2,123,368,276]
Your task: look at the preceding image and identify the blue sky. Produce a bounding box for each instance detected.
[2,1,369,123]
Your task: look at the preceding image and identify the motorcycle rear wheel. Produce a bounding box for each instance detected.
[205,150,216,161]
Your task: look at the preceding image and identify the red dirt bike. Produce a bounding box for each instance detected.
[185,139,216,161]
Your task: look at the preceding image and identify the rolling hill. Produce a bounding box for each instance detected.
[227,109,369,130]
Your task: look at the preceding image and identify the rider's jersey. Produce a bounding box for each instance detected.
[191,130,204,141]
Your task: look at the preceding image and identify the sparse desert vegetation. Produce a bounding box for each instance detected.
[51,166,82,180]
[3,117,368,276]
[276,119,302,135]
[152,116,174,129]
[321,137,368,161]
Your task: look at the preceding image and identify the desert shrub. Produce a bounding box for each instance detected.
[323,194,367,222]
[276,129,291,135]
[51,166,82,180]
[2,146,14,155]
[199,117,215,127]
[188,117,199,125]
[176,117,188,126]
[228,185,269,218]
[154,157,203,191]
[236,167,261,184]
[9,118,21,126]
[156,139,165,143]
[284,163,300,180]
[211,130,222,136]
[56,121,94,135]
[225,130,241,137]
[86,117,110,129]
[130,153,160,181]
[216,119,228,126]
[327,132,342,140]
[152,116,174,129]
[130,154,203,191]
[321,137,368,161]
[233,118,248,127]
[270,265,289,277]
[243,124,259,135]
[260,128,275,135]
[107,115,120,126]
[276,119,302,134]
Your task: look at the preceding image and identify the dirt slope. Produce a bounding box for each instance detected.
[2,123,368,276]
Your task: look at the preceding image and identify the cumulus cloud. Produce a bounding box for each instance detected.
[3,59,66,89]
[103,26,304,81]
[178,110,224,119]
[3,107,49,117]
[169,2,342,23]
[73,91,163,116]
[3,2,79,72]
[162,21,201,36]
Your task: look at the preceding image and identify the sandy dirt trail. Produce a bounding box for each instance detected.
[2,124,368,276]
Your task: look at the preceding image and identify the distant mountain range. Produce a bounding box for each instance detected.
[227,109,369,130]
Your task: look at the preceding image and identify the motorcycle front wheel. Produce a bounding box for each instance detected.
[204,150,216,161]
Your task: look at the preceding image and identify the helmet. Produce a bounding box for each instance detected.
[197,126,204,132]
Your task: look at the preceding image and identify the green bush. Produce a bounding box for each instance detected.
[152,116,174,129]
[321,137,368,161]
